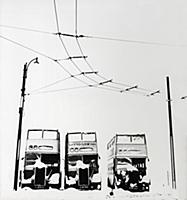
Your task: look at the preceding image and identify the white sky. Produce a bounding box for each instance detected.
[0,0,187,199]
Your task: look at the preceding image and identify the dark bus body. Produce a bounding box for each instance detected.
[65,132,101,190]
[107,133,150,192]
[19,129,61,189]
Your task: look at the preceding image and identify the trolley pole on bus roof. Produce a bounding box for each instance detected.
[166,76,177,189]
[13,57,39,191]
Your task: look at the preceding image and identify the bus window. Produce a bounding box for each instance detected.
[117,135,131,144]
[131,136,145,144]
[68,133,81,142]
[28,130,42,139]
[82,133,96,141]
[43,131,57,139]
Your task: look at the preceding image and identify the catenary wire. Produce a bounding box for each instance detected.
[53,0,133,96]
[72,1,158,96]
[112,81,154,92]
[0,33,76,76]
[53,0,60,32]
[28,81,120,95]
[74,28,158,95]
[58,35,82,73]
[28,74,81,94]
[53,1,88,74]
[0,2,160,97]
[28,85,89,95]
[0,33,99,89]
[0,24,55,35]
[75,0,161,96]
[77,34,187,47]
[0,27,159,97]
[75,0,78,35]
[0,21,159,96]
[75,37,95,72]
[28,77,150,97]
[0,34,54,60]
[1,24,186,48]
[72,1,159,95]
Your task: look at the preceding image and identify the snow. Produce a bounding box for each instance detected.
[1,188,179,200]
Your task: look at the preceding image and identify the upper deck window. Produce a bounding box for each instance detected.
[28,130,58,139]
[43,131,58,139]
[117,135,145,144]
[82,133,96,141]
[28,130,42,139]
[131,136,145,144]
[68,133,82,142]
[117,135,131,144]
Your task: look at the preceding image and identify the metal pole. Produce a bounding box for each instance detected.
[166,76,176,189]
[13,58,39,191]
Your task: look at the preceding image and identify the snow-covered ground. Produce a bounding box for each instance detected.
[1,188,179,200]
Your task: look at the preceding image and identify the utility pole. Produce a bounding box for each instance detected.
[13,57,39,191]
[166,76,176,189]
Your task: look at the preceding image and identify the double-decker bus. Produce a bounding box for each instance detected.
[64,132,101,190]
[107,133,150,192]
[19,129,62,189]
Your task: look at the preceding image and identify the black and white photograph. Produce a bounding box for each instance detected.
[0,0,187,199]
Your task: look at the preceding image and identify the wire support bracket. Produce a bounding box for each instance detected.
[81,71,98,75]
[147,90,160,97]
[99,79,113,85]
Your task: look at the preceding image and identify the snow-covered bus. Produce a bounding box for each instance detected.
[64,132,101,190]
[19,129,62,189]
[107,133,150,192]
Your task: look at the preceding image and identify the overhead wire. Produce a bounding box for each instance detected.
[29,81,151,96]
[1,24,186,48]
[28,85,89,95]
[75,37,95,72]
[0,1,161,97]
[53,0,135,96]
[112,81,156,93]
[0,24,55,35]
[55,60,94,86]
[0,33,106,92]
[28,80,125,95]
[0,32,95,84]
[72,0,159,97]
[53,0,93,80]
[75,0,78,35]
[28,74,80,94]
[53,0,60,33]
[73,1,131,91]
[76,34,187,48]
[0,34,54,60]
